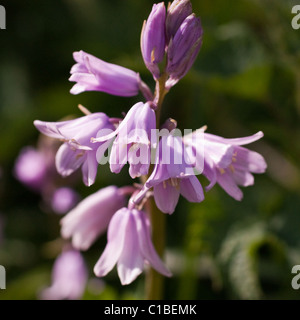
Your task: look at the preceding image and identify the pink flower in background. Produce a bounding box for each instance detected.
[94,207,171,285]
[14,147,48,190]
[40,249,88,300]
[61,186,126,250]
[51,187,79,214]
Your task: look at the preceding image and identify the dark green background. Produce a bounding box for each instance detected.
[0,0,300,299]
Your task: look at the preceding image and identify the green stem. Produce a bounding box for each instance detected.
[144,73,169,300]
[145,198,166,300]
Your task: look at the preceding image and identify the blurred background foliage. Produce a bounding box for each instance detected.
[0,0,300,300]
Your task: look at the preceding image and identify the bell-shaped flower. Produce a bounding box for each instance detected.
[134,133,204,214]
[93,102,156,179]
[166,13,203,88]
[34,113,114,186]
[184,130,267,201]
[166,0,193,42]
[69,50,141,97]
[141,2,166,79]
[94,207,171,285]
[61,186,126,251]
[40,249,88,300]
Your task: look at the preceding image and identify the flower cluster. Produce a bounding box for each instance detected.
[34,0,267,286]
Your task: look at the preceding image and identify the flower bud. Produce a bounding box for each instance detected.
[166,0,193,41]
[140,2,166,79]
[166,13,203,88]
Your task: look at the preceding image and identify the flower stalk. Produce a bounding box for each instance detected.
[144,72,168,300]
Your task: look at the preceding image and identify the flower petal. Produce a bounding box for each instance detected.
[153,182,180,214]
[61,186,126,251]
[117,213,144,285]
[216,170,243,201]
[55,143,85,177]
[234,147,267,173]
[135,210,172,277]
[81,151,98,187]
[205,131,264,146]
[93,208,129,277]
[180,176,204,203]
[232,170,254,187]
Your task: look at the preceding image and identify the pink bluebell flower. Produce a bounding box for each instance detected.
[61,186,126,251]
[184,131,267,200]
[166,13,203,88]
[140,2,166,79]
[94,207,171,285]
[34,113,114,186]
[93,102,156,179]
[40,249,88,300]
[134,133,204,214]
[69,50,141,97]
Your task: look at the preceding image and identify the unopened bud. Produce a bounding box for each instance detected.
[166,0,193,42]
[140,2,166,79]
[166,13,203,88]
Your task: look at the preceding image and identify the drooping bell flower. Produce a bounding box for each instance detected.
[166,13,203,88]
[94,207,171,285]
[140,2,166,79]
[93,102,156,179]
[69,50,141,97]
[61,186,126,251]
[166,0,193,41]
[34,112,114,186]
[40,249,88,300]
[134,133,204,214]
[184,130,267,201]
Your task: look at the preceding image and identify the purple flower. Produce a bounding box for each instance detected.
[184,131,267,200]
[34,113,114,186]
[93,102,156,179]
[40,249,88,300]
[134,133,204,214]
[94,207,171,285]
[166,14,203,88]
[51,187,79,214]
[14,147,48,191]
[61,186,126,251]
[141,2,166,79]
[166,0,193,41]
[69,50,141,97]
